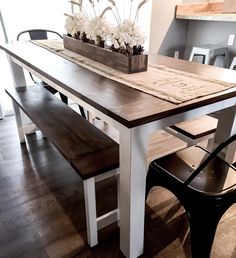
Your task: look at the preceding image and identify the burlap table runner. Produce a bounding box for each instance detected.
[32,39,236,104]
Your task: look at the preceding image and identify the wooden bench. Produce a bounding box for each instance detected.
[6,85,119,247]
[165,115,218,147]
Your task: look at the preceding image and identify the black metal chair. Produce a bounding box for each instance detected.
[146,134,236,258]
[17,29,86,118]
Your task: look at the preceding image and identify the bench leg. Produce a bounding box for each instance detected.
[83,178,98,247]
[12,102,25,143]
[83,171,119,247]
[95,170,120,229]
[117,173,120,227]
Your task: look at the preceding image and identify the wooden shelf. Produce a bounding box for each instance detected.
[176,2,236,22]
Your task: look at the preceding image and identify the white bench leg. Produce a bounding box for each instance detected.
[12,102,25,143]
[117,173,120,227]
[83,177,98,247]
[83,170,119,247]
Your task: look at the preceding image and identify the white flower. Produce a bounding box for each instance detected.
[74,12,87,34]
[64,16,77,36]
[65,2,147,55]
[64,12,87,36]
[110,19,145,49]
[85,17,112,42]
[111,36,120,49]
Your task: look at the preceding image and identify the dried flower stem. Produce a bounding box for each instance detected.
[108,0,122,24]
[133,0,148,24]
[64,13,74,18]
[78,0,83,11]
[100,6,119,25]
[70,0,90,18]
[88,0,97,17]
[100,7,112,17]
[129,0,134,19]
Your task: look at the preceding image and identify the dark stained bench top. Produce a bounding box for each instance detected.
[6,86,119,180]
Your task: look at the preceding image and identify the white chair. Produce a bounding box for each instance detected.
[230,56,236,70]
[171,44,228,149]
[189,44,229,68]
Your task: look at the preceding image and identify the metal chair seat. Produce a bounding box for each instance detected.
[189,44,229,67]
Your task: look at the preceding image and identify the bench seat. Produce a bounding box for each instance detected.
[165,115,218,147]
[170,115,218,140]
[6,85,119,247]
[6,86,119,179]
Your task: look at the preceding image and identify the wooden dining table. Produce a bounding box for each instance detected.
[1,40,236,258]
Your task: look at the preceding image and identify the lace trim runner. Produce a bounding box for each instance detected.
[32,39,236,104]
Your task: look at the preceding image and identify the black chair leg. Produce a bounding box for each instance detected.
[43,85,58,95]
[40,83,86,118]
[78,105,86,119]
[146,168,157,199]
[187,207,226,258]
[38,83,68,104]
[59,92,68,105]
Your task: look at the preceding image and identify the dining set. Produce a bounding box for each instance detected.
[1,37,236,258]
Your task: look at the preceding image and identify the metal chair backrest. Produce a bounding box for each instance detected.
[17,29,62,41]
[16,29,62,84]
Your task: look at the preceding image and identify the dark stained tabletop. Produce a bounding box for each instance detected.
[1,41,236,128]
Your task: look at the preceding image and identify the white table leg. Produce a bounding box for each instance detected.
[8,57,27,87]
[8,57,37,133]
[119,125,150,258]
[213,105,236,162]
[12,102,25,143]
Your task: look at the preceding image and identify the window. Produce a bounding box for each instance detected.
[0,0,67,116]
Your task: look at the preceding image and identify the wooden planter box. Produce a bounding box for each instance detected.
[63,36,148,74]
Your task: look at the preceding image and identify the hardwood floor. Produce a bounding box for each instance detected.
[0,115,236,258]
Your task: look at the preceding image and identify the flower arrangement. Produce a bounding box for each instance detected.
[64,0,148,56]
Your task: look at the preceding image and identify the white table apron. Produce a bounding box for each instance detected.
[7,54,236,258]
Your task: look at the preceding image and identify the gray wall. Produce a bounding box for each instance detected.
[150,0,236,67]
[149,0,187,57]
[158,19,188,59]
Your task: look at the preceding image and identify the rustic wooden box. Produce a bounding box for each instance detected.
[63,36,148,74]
